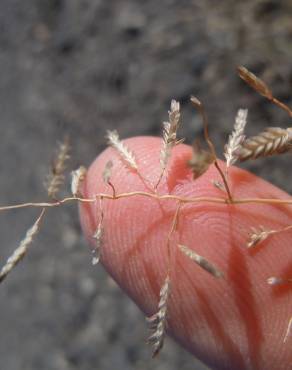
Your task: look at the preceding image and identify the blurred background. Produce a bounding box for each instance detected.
[0,1,292,369]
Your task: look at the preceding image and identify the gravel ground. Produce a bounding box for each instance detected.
[0,1,292,369]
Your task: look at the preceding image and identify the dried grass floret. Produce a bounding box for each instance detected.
[267,276,292,286]
[92,225,103,265]
[160,100,183,170]
[212,180,225,191]
[155,100,184,189]
[102,160,116,197]
[71,166,87,197]
[238,66,292,118]
[237,127,292,162]
[102,160,113,184]
[247,226,272,248]
[188,141,214,180]
[178,244,224,278]
[224,108,248,167]
[238,66,273,100]
[284,317,292,343]
[46,136,70,198]
[0,209,45,283]
[247,224,292,248]
[92,197,104,265]
[106,130,138,170]
[147,275,171,357]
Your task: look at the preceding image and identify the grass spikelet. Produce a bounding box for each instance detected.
[238,66,273,100]
[155,100,184,189]
[92,225,103,265]
[224,108,248,168]
[160,100,183,170]
[147,275,171,357]
[71,166,87,197]
[237,127,292,162]
[102,160,116,197]
[0,209,45,283]
[92,197,104,265]
[188,141,214,180]
[106,130,138,170]
[46,136,70,199]
[267,276,292,286]
[102,160,113,184]
[247,224,292,248]
[247,226,272,248]
[212,180,225,191]
[178,244,224,278]
[284,317,292,343]
[238,66,292,118]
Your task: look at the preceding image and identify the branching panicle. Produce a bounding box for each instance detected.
[224,108,248,167]
[147,275,171,357]
[1,67,292,354]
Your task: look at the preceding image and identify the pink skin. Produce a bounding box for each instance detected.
[79,136,292,370]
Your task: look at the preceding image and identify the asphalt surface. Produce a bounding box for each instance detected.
[1,1,292,369]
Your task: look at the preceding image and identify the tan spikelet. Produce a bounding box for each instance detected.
[238,66,273,100]
[102,160,113,184]
[106,130,138,170]
[92,224,103,265]
[71,166,86,197]
[267,276,292,286]
[247,226,272,248]
[224,108,248,167]
[178,244,224,278]
[155,100,184,189]
[247,224,292,248]
[188,141,214,180]
[46,137,70,198]
[284,317,292,343]
[0,209,45,283]
[237,127,292,161]
[147,275,171,357]
[238,66,292,118]
[160,100,183,170]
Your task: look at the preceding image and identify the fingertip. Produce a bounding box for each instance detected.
[79,136,292,370]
